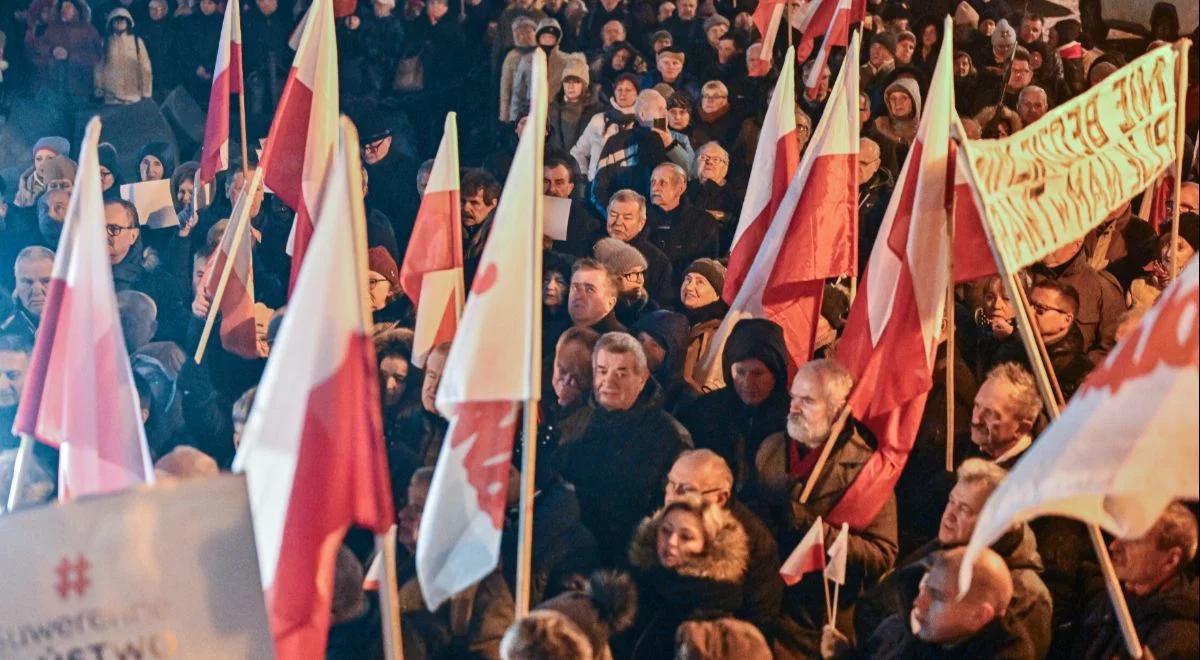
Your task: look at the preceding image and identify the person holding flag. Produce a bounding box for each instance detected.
[199,0,243,186]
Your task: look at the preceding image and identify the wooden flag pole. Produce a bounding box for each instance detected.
[954,128,1146,660]
[1168,39,1192,282]
[238,83,250,180]
[799,404,851,504]
[945,146,957,472]
[343,116,406,660]
[193,166,264,364]
[4,434,36,513]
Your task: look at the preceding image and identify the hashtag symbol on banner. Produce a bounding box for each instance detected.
[54,555,91,600]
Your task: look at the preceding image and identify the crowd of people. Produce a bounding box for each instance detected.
[0,0,1198,658]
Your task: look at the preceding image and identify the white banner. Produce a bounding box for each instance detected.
[0,475,274,659]
[964,43,1181,272]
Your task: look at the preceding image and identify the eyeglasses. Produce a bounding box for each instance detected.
[621,270,646,283]
[701,94,728,101]
[99,169,114,179]
[1030,301,1069,316]
[664,479,724,497]
[369,277,391,288]
[362,139,388,154]
[105,224,137,238]
[698,154,729,165]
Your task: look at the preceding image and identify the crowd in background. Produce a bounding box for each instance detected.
[0,0,1198,658]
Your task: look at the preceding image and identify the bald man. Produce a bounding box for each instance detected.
[665,449,783,641]
[858,137,894,275]
[825,547,1027,659]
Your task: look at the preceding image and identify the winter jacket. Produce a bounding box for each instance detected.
[31,6,103,98]
[1076,573,1199,660]
[591,124,694,210]
[94,9,151,103]
[618,502,750,659]
[500,479,601,606]
[730,500,785,643]
[1082,209,1158,291]
[499,46,534,123]
[511,46,572,120]
[396,561,514,660]
[648,201,720,275]
[1029,249,1126,365]
[679,299,729,392]
[573,98,636,180]
[856,611,1034,660]
[548,93,603,156]
[556,379,691,566]
[995,323,1093,401]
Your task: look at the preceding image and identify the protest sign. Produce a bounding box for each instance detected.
[963,43,1181,272]
[120,179,180,229]
[0,475,274,659]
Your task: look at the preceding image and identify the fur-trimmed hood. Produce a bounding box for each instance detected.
[628,502,749,583]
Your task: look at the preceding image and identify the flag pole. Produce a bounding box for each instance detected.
[944,143,957,473]
[1169,39,1191,281]
[954,130,1146,660]
[4,434,36,513]
[342,115,407,660]
[799,404,851,504]
[236,0,249,181]
[193,166,264,364]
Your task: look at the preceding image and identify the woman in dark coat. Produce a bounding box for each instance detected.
[617,495,751,659]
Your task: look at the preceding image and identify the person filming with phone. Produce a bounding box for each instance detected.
[590,88,695,214]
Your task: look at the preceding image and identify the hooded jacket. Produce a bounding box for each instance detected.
[94,7,151,104]
[870,77,922,174]
[619,502,750,659]
[556,378,691,566]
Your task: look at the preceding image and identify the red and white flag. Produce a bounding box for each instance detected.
[400,113,464,368]
[793,0,866,62]
[962,257,1199,592]
[701,31,860,390]
[750,0,786,69]
[802,0,852,101]
[260,0,338,293]
[13,118,154,499]
[416,51,548,610]
[202,168,264,359]
[950,122,999,284]
[234,119,394,659]
[724,46,799,301]
[780,516,825,586]
[831,17,957,530]
[824,521,850,584]
[199,0,242,185]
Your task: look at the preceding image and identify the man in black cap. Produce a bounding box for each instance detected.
[359,114,420,254]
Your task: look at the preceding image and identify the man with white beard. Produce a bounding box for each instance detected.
[752,359,899,656]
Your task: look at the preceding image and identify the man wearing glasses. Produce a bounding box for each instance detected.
[358,117,419,234]
[997,280,1094,401]
[648,162,719,275]
[664,449,783,642]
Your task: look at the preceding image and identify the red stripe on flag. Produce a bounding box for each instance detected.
[725,136,798,301]
[13,278,67,439]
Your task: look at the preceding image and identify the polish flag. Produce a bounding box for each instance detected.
[13,118,154,499]
[831,18,957,530]
[260,0,339,293]
[802,0,852,101]
[700,32,860,390]
[199,0,242,185]
[234,118,394,659]
[950,128,999,283]
[203,167,264,359]
[750,0,786,69]
[794,0,866,62]
[724,45,799,301]
[780,516,825,586]
[400,113,464,368]
[824,522,850,584]
[416,51,548,610]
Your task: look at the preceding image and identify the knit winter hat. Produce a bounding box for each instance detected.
[367,246,401,290]
[594,237,647,275]
[32,136,70,158]
[42,156,78,184]
[992,19,1017,48]
[954,1,979,29]
[563,54,590,84]
[896,29,916,45]
[703,15,730,32]
[870,32,896,56]
[684,258,725,293]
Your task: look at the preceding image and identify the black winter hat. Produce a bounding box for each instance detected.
[721,318,789,391]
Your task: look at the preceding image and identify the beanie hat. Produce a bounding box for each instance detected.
[528,571,638,658]
[614,72,641,90]
[992,19,1017,48]
[562,54,590,85]
[97,142,120,174]
[667,90,693,112]
[632,310,689,375]
[32,136,70,158]
[703,15,730,33]
[657,47,686,67]
[42,156,78,184]
[896,29,916,44]
[954,1,979,28]
[871,32,896,56]
[594,237,647,275]
[684,258,725,293]
[651,29,673,45]
[536,17,563,41]
[367,246,401,290]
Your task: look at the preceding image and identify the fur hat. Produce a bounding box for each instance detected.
[992,19,1017,48]
[562,53,590,85]
[502,571,638,659]
[684,258,725,292]
[676,618,771,659]
[32,136,70,158]
[594,237,647,276]
[954,1,979,29]
[42,156,77,184]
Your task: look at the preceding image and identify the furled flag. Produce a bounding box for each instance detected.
[13,118,154,499]
[700,31,861,390]
[416,50,548,611]
[824,522,850,585]
[780,516,825,586]
[199,0,242,185]
[202,167,264,359]
[830,17,957,530]
[260,0,338,293]
[793,0,866,62]
[802,0,852,101]
[400,113,464,368]
[724,45,799,301]
[234,118,394,660]
[749,0,786,70]
[961,257,1199,593]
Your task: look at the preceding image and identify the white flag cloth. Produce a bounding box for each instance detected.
[825,522,850,585]
[961,257,1200,593]
[416,50,548,610]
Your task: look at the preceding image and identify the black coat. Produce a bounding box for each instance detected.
[996,323,1093,401]
[730,500,785,642]
[858,612,1035,660]
[1077,574,1199,660]
[648,201,720,276]
[555,380,691,566]
[365,149,421,254]
[627,228,675,306]
[500,479,601,606]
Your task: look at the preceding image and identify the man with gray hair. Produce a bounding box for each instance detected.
[2,245,55,343]
[604,189,674,304]
[857,136,894,274]
[754,358,898,652]
[967,362,1043,468]
[1016,85,1049,125]
[557,332,691,565]
[689,141,744,251]
[592,89,694,211]
[648,161,719,273]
